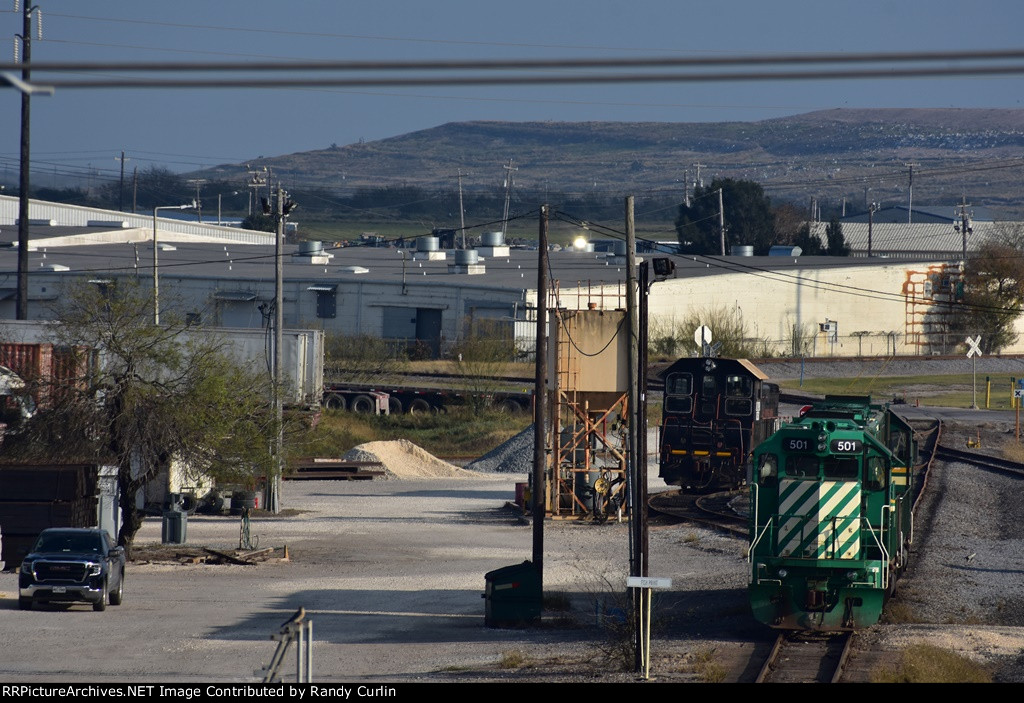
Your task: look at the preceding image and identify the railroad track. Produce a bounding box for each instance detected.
[648,489,747,537]
[756,632,854,683]
[932,443,1024,479]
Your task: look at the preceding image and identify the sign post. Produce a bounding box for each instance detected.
[626,576,672,679]
[966,336,982,409]
[1015,385,1023,441]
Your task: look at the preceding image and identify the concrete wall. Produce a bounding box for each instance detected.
[566,259,1024,357]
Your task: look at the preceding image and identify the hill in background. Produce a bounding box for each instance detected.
[193,108,1024,217]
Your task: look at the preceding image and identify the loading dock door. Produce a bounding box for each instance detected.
[381,306,443,358]
[415,308,442,358]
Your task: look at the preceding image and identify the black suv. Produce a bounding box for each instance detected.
[19,528,125,611]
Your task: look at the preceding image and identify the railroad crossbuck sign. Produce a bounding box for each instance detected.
[966,336,983,358]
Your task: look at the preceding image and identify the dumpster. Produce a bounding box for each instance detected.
[161,494,188,544]
[483,560,542,627]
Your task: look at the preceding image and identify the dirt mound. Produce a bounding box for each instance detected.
[343,439,487,479]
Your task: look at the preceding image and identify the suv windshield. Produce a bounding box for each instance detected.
[34,532,103,554]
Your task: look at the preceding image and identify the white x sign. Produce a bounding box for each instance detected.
[966,335,982,358]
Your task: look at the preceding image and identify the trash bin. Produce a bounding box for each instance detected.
[162,494,188,544]
[483,560,542,627]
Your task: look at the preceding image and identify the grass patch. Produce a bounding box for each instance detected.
[287,406,530,463]
[689,646,727,683]
[1002,441,1024,462]
[780,372,1023,410]
[872,643,991,683]
[882,600,923,625]
[543,591,572,612]
[498,650,530,670]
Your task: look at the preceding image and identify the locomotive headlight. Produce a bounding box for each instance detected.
[818,442,827,451]
[845,570,858,580]
[817,432,828,442]
[777,568,788,578]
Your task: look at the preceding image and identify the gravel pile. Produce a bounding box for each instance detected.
[343,438,487,479]
[465,425,535,473]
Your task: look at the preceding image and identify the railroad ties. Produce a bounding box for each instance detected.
[756,632,854,683]
[286,458,385,481]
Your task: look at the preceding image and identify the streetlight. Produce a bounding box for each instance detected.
[152,202,195,324]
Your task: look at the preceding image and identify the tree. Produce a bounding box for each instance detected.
[793,223,824,255]
[241,212,276,232]
[676,178,775,255]
[952,242,1024,354]
[4,282,275,557]
[825,217,850,256]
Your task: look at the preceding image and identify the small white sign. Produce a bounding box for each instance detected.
[1014,389,1023,399]
[966,336,982,358]
[627,576,672,589]
[694,325,712,348]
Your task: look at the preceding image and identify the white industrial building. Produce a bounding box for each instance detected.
[1,195,1020,358]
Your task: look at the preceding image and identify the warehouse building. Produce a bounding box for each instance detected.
[1,196,1018,357]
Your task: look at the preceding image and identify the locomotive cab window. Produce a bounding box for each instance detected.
[785,454,818,478]
[664,373,693,414]
[865,456,887,490]
[758,453,778,481]
[823,456,859,480]
[725,375,753,397]
[665,373,692,396]
[724,375,754,416]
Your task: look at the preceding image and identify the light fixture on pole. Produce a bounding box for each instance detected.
[152,202,195,324]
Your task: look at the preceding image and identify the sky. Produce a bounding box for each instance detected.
[1,0,1023,189]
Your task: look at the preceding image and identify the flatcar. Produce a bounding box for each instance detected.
[747,395,917,630]
[658,357,780,490]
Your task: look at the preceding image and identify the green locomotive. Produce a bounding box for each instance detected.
[748,395,917,630]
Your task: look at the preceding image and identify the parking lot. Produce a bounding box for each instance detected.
[0,474,741,683]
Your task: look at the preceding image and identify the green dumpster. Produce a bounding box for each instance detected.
[483,560,542,627]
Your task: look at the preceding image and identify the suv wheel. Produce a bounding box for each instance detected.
[18,597,32,611]
[109,570,124,606]
[93,581,108,611]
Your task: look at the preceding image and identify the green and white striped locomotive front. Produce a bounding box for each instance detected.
[748,406,902,631]
[749,476,888,630]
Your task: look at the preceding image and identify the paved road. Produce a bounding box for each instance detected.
[0,474,735,683]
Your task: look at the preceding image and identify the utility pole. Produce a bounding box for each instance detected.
[115,151,130,212]
[692,162,705,190]
[625,195,644,673]
[455,170,466,249]
[867,202,877,258]
[247,167,267,216]
[15,0,42,321]
[187,179,207,223]
[718,188,726,256]
[272,186,284,514]
[266,187,297,515]
[905,162,917,223]
[532,204,549,578]
[500,159,517,238]
[955,197,973,260]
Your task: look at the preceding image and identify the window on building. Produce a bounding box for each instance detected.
[308,285,338,319]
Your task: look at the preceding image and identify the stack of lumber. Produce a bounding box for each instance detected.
[0,464,99,568]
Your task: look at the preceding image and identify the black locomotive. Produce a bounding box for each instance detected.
[658,357,780,490]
